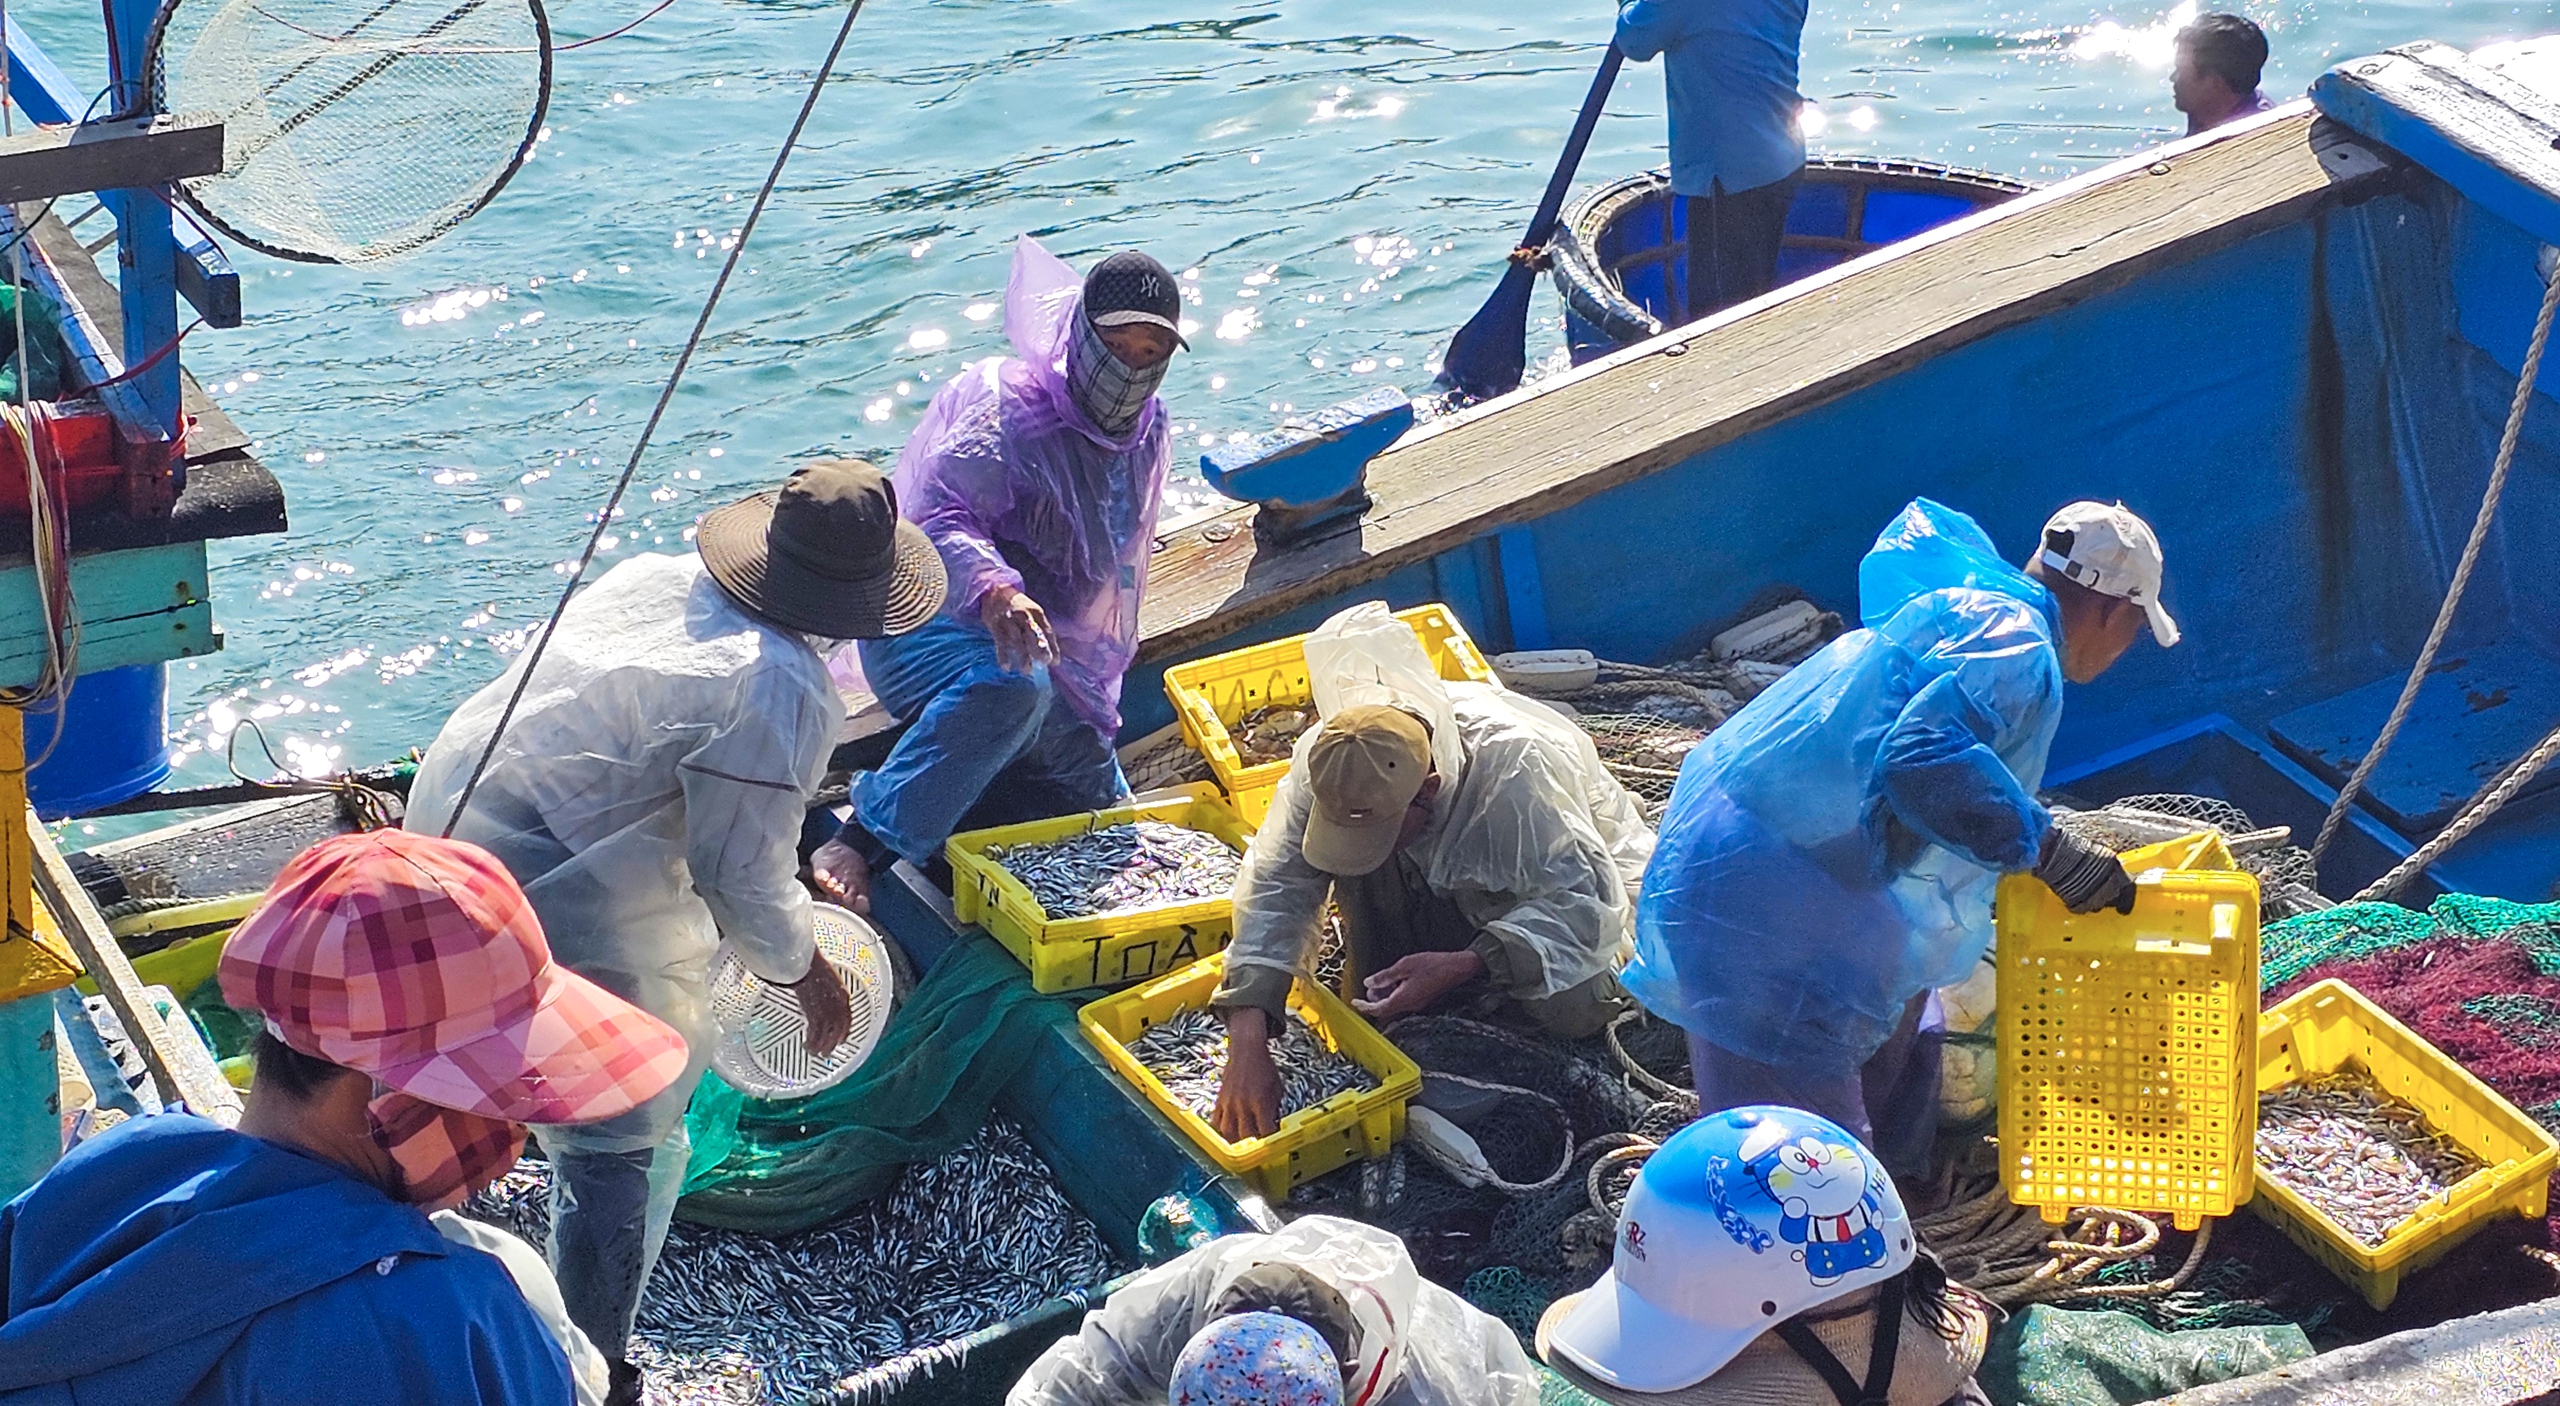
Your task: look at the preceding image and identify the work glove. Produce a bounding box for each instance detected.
[2034,828,2138,915]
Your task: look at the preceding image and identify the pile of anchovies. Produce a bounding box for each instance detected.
[990,821,1242,919]
[2255,1070,2484,1248]
[1129,1006,1378,1128]
[1233,704,1316,766]
[460,1118,1119,1405]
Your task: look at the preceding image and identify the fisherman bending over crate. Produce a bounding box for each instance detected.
[811,237,1189,912]
[1208,603,1657,1142]
[1626,499,2178,1171]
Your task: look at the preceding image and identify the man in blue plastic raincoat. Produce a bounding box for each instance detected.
[1624,499,2180,1155]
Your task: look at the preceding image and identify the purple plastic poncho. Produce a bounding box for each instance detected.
[893,236,1173,735]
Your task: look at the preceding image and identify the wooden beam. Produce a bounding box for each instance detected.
[1131,108,2395,663]
[27,806,240,1124]
[0,114,222,205]
[0,540,215,691]
[2312,41,2560,250]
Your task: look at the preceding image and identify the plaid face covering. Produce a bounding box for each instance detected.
[368,1084,529,1211]
[1064,308,1165,436]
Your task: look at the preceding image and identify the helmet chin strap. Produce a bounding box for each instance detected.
[1772,1270,1907,1406]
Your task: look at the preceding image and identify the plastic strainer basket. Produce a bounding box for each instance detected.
[708,903,895,1100]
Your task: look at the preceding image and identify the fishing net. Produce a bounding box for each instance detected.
[146,0,551,263]
[467,1120,1122,1405]
[1975,1305,2314,1406]
[678,934,1073,1235]
[2051,793,2332,920]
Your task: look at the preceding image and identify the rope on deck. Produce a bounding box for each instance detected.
[2311,267,2560,867]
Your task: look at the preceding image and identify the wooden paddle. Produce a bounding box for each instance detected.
[1436,44,1625,402]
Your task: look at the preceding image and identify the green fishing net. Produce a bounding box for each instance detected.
[2259,900,2436,990]
[0,282,66,403]
[676,934,1075,1235]
[1977,1306,2313,1406]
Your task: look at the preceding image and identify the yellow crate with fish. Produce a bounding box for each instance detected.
[947,784,1256,994]
[1079,950,1421,1202]
[1997,833,2261,1231]
[2250,978,2558,1309]
[1160,602,1493,826]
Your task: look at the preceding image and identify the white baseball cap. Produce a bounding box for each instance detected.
[2038,501,2180,647]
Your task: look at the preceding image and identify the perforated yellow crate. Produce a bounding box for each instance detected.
[1080,950,1422,1202]
[1161,603,1491,826]
[2253,979,2559,1309]
[1997,844,2261,1231]
[946,785,1255,994]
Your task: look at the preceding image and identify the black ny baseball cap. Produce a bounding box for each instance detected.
[1083,250,1189,350]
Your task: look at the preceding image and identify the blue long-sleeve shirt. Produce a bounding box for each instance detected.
[1616,0,1810,197]
[0,1114,574,1406]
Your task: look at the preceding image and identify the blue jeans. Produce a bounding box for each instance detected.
[848,614,1129,865]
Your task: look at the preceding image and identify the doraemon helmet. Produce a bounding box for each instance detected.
[1544,1105,1916,1393]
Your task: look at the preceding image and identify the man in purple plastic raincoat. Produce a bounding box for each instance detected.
[812,238,1186,910]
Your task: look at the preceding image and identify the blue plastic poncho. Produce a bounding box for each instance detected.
[1623,500,2063,1077]
[893,236,1173,736]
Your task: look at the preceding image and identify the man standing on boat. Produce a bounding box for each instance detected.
[1615,0,1809,321]
[2173,14,2273,136]
[1624,500,2178,1169]
[1206,603,1656,1143]
[406,459,947,1405]
[808,237,1184,911]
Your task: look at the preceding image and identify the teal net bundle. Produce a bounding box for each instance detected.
[677,934,1075,1234]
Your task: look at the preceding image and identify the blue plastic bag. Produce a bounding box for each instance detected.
[1624,499,2064,1076]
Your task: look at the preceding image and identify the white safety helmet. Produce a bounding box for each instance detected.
[1544,1106,1917,1393]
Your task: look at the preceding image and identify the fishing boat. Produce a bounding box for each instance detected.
[1549,157,2032,362]
[20,24,2560,1406]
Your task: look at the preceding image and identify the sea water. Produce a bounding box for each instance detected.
[13,0,2534,817]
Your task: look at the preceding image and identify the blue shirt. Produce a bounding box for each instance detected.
[0,1113,574,1406]
[1616,0,1810,197]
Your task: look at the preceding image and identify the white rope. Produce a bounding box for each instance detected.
[2356,715,2560,902]
[2311,264,2560,862]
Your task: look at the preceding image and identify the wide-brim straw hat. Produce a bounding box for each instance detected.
[1535,1282,1989,1406]
[697,457,946,639]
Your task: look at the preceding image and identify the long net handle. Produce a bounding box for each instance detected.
[438,0,868,837]
[2311,267,2560,862]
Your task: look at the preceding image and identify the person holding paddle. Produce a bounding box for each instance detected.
[1616,0,1811,321]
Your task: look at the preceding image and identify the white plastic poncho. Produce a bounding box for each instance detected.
[406,553,840,1147]
[1227,604,1655,1003]
[1007,1216,1539,1406]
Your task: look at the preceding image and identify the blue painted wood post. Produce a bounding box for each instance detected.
[103,0,183,434]
[0,993,56,1199]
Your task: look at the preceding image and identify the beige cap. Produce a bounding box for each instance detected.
[2038,501,2179,647]
[1300,705,1432,877]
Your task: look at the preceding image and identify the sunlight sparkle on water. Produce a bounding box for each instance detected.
[2070,0,2198,67]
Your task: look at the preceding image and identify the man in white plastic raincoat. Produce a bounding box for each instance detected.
[1008,1216,1541,1406]
[407,460,946,1404]
[1208,603,1657,1142]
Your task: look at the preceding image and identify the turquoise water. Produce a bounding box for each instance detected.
[24,0,2540,822]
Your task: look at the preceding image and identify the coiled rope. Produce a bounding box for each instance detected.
[1916,1186,2215,1308]
[2311,264,2560,867]
[438,0,871,837]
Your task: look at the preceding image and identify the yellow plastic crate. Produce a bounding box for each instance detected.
[947,785,1255,994]
[1080,950,1422,1202]
[2251,979,2559,1309]
[1161,603,1492,826]
[1997,839,2261,1231]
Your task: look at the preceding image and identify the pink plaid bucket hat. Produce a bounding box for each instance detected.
[220,829,690,1125]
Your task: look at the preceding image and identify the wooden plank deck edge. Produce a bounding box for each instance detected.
[1133,108,2396,662]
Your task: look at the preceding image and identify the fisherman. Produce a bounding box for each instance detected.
[0,831,692,1405]
[406,458,946,1404]
[2173,13,2273,136]
[1009,1214,1542,1406]
[1208,602,1656,1142]
[1614,0,1809,321]
[1625,500,2177,1164]
[1538,1105,1993,1406]
[810,237,1185,912]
